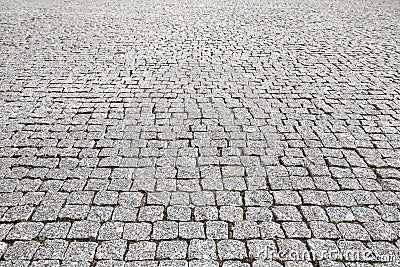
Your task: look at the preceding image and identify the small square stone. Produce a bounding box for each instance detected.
[123,223,152,241]
[157,241,188,259]
[34,239,68,260]
[301,206,328,221]
[272,206,302,221]
[95,240,127,260]
[309,221,341,239]
[273,191,302,205]
[68,221,100,239]
[3,241,40,260]
[259,222,285,239]
[138,206,164,222]
[232,221,260,239]
[206,221,228,240]
[167,206,192,221]
[217,240,247,260]
[6,222,43,240]
[126,241,156,260]
[244,190,273,206]
[179,222,205,239]
[190,191,215,206]
[152,221,178,240]
[247,240,276,259]
[188,239,217,259]
[94,191,118,205]
[337,223,370,240]
[282,222,311,238]
[216,192,242,206]
[87,206,113,222]
[326,207,355,222]
[194,206,218,221]
[118,192,144,207]
[64,242,97,262]
[219,206,243,222]
[245,207,273,221]
[112,207,138,222]
[98,222,124,240]
[39,222,71,239]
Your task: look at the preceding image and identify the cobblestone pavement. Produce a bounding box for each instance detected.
[0,0,400,266]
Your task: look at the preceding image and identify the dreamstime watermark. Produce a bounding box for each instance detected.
[256,245,400,262]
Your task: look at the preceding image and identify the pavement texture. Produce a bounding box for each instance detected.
[0,0,400,266]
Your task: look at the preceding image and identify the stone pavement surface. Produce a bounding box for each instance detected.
[0,0,400,266]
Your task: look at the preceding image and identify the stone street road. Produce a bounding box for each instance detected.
[0,0,400,266]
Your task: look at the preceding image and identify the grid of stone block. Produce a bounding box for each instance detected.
[0,0,400,266]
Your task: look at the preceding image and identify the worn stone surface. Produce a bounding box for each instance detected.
[0,0,400,265]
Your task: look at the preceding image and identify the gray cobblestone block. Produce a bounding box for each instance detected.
[245,207,273,221]
[219,206,243,222]
[67,220,100,239]
[0,224,12,240]
[31,260,60,267]
[95,240,127,260]
[194,206,218,221]
[39,222,71,239]
[272,206,302,221]
[337,223,370,241]
[351,207,381,222]
[153,221,178,240]
[94,191,119,205]
[326,207,355,222]
[188,239,217,259]
[245,190,273,206]
[89,206,114,222]
[170,192,190,206]
[189,260,218,267]
[206,221,228,240]
[6,222,43,240]
[273,191,302,205]
[147,192,171,205]
[232,221,260,239]
[363,221,397,241]
[98,222,124,240]
[96,260,126,267]
[123,223,152,241]
[167,206,192,221]
[112,207,138,221]
[179,222,205,239]
[157,241,188,259]
[247,240,276,260]
[34,239,69,260]
[375,205,400,222]
[1,205,34,222]
[158,260,187,267]
[59,205,90,220]
[217,240,247,260]
[223,177,247,191]
[126,241,157,261]
[201,178,223,191]
[138,206,164,222]
[309,221,341,239]
[66,191,94,205]
[191,191,215,206]
[301,206,328,221]
[216,192,242,206]
[252,260,283,267]
[4,241,40,260]
[282,222,311,238]
[260,222,285,239]
[118,192,144,207]
[64,242,98,262]
[276,239,307,261]
[300,191,330,205]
